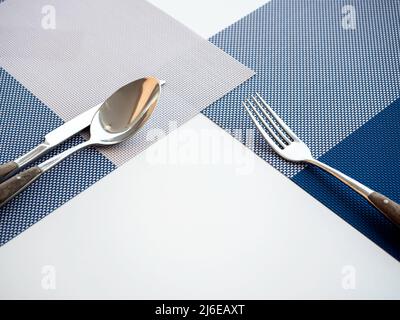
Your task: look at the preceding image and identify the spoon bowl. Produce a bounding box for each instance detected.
[90,77,161,144]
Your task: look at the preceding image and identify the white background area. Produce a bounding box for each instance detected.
[0,0,399,299]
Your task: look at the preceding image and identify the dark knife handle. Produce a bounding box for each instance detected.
[0,161,19,181]
[0,166,43,207]
[0,143,51,183]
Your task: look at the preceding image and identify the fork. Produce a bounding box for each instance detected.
[243,93,400,227]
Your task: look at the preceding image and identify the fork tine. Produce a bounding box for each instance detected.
[246,99,286,149]
[243,100,286,150]
[255,93,299,141]
[251,95,291,145]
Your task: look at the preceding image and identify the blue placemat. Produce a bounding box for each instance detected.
[0,68,116,244]
[203,0,400,260]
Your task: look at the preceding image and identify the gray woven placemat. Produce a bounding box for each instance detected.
[0,0,254,166]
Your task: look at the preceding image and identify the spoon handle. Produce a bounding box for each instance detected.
[0,140,92,208]
[38,140,93,173]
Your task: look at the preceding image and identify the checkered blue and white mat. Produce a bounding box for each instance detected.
[203,0,400,260]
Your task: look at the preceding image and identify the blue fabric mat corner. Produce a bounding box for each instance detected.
[293,97,400,260]
[203,0,400,260]
[0,68,116,245]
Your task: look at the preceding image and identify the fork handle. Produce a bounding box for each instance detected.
[308,159,400,228]
[368,192,400,226]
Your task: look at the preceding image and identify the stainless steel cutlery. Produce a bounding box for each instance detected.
[1,80,399,231]
[0,77,163,207]
[0,79,166,182]
[243,93,400,227]
[0,105,100,182]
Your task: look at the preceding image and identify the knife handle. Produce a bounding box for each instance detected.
[0,166,43,208]
[0,143,50,182]
[0,161,19,181]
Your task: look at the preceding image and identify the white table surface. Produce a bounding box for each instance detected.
[0,0,399,299]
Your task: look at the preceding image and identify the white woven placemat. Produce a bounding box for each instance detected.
[0,0,254,166]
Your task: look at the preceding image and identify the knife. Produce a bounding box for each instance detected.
[0,104,101,181]
[0,80,166,182]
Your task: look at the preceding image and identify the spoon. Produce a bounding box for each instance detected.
[0,77,162,207]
